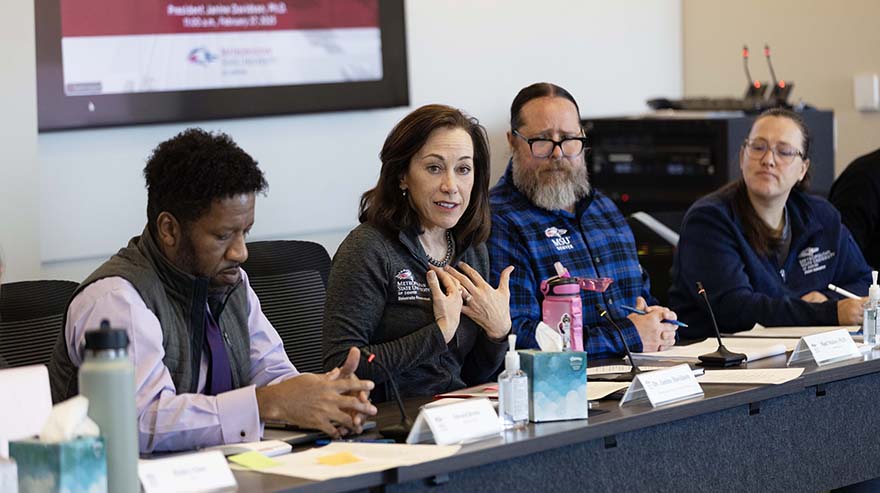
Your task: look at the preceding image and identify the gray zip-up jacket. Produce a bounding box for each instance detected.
[322,223,507,402]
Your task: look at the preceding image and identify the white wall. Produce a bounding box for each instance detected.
[1,0,682,283]
[0,0,40,283]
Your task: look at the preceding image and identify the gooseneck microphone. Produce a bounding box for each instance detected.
[360,348,412,443]
[695,282,746,367]
[742,45,767,99]
[764,44,778,87]
[764,43,793,104]
[742,45,755,86]
[594,304,644,381]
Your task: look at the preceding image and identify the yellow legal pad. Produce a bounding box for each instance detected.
[228,451,281,470]
[316,451,362,466]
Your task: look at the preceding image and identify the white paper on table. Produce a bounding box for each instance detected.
[588,365,667,375]
[635,338,798,362]
[587,381,630,400]
[696,368,804,385]
[725,324,861,340]
[259,443,460,481]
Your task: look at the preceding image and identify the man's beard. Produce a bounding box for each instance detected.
[512,153,591,211]
[175,232,204,279]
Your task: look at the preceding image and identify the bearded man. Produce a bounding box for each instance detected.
[488,83,678,357]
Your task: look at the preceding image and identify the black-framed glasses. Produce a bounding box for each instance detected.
[743,138,805,165]
[512,129,589,158]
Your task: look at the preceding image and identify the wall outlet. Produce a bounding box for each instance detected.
[854,74,880,112]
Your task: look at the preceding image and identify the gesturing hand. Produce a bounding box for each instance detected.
[427,269,462,343]
[256,348,377,438]
[443,263,514,341]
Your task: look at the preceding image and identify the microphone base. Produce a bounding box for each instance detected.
[698,345,747,367]
[378,423,412,443]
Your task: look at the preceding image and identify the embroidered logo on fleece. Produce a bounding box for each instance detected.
[395,269,430,301]
[798,246,835,275]
[545,226,573,251]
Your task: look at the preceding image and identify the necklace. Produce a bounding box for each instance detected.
[425,230,455,268]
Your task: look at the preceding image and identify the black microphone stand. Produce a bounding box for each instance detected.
[695,282,746,367]
[591,304,645,382]
[360,348,412,443]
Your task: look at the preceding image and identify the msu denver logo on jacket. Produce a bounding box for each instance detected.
[395,269,430,301]
[798,246,835,275]
[545,227,573,251]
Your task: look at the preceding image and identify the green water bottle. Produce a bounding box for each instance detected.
[79,319,139,493]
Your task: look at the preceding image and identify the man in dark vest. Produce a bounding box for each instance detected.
[49,129,376,453]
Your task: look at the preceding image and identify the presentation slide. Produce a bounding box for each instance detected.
[59,0,383,96]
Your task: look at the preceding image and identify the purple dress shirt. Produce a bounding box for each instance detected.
[63,269,299,453]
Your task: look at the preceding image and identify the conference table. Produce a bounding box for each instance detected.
[233,346,880,492]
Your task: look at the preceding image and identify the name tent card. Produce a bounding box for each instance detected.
[787,329,862,367]
[139,450,236,493]
[406,398,502,445]
[619,364,704,408]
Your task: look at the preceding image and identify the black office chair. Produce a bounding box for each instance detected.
[241,240,331,374]
[627,211,685,307]
[0,280,79,368]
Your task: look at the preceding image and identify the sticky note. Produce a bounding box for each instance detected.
[228,451,281,470]
[316,451,362,466]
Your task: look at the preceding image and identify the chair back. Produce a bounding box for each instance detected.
[242,241,331,374]
[0,280,79,368]
[627,211,685,307]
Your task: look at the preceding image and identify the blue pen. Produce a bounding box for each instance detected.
[619,304,689,328]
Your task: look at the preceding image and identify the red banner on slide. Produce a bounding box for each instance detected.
[61,0,379,37]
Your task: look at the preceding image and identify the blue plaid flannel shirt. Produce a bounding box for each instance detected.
[488,162,656,359]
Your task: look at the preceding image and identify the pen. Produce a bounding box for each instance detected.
[315,438,396,446]
[619,304,688,328]
[828,283,861,300]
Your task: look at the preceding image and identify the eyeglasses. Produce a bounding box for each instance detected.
[512,129,589,158]
[743,138,805,165]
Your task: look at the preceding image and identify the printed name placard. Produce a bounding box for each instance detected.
[787,329,862,367]
[139,450,236,493]
[619,364,704,408]
[406,398,502,445]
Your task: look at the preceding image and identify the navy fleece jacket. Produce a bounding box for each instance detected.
[670,187,872,337]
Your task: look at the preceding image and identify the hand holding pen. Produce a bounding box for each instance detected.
[620,297,679,352]
[620,304,689,328]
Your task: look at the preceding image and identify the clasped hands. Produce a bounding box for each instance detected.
[256,347,377,438]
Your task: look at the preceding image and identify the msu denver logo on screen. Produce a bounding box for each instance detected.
[188,47,218,66]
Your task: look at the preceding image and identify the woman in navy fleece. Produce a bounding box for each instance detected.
[670,108,871,337]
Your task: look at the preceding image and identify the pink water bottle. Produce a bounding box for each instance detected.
[540,262,613,351]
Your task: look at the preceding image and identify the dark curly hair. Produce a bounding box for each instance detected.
[359,104,492,247]
[144,128,268,235]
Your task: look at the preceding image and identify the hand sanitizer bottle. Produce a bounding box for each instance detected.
[497,334,529,430]
[863,271,880,347]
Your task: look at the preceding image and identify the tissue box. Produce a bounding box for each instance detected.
[519,351,588,422]
[9,437,106,493]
